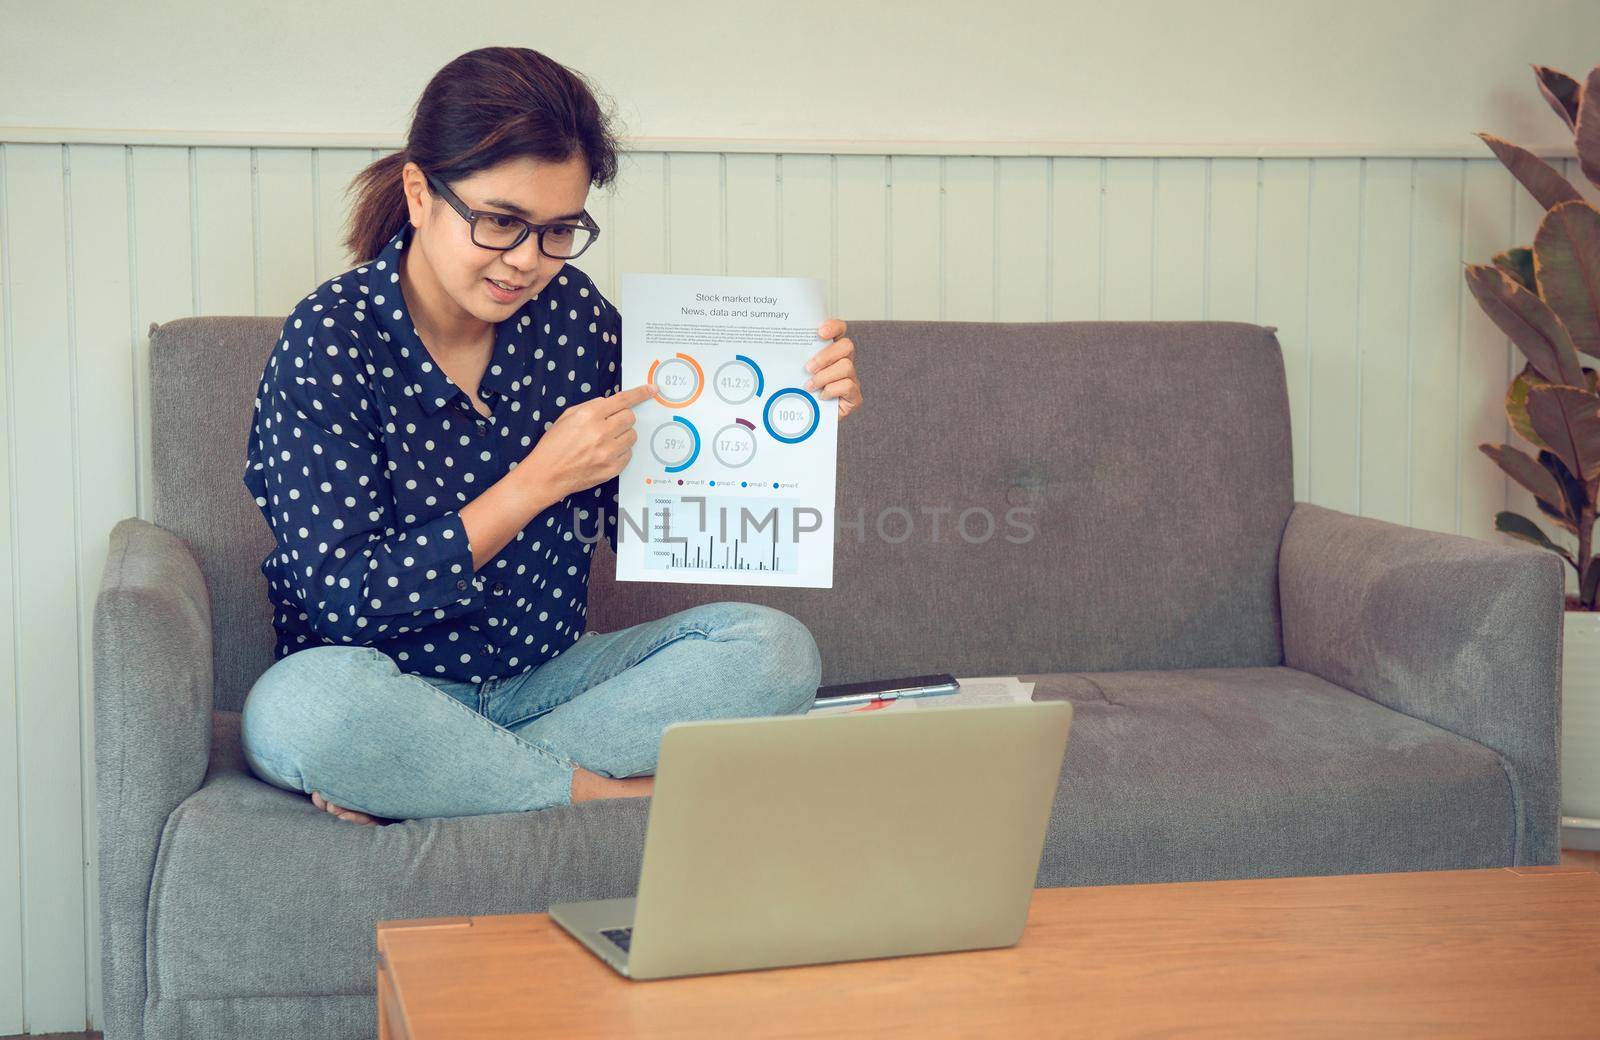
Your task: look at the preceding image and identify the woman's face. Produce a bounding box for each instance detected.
[402,154,592,328]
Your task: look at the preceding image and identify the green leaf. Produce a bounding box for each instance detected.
[1506,363,1547,447]
[1535,494,1579,535]
[1533,65,1582,131]
[1580,67,1600,193]
[1526,384,1600,480]
[1480,443,1569,517]
[1465,263,1586,386]
[1494,510,1576,565]
[1476,132,1585,210]
[1532,200,1600,358]
[1537,448,1589,535]
[1493,247,1538,293]
[1508,364,1600,447]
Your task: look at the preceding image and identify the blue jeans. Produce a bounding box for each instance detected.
[239,601,822,819]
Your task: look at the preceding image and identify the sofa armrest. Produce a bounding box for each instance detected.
[93,516,214,1040]
[1278,502,1564,865]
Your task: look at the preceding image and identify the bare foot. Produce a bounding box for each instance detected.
[311,790,383,826]
[570,766,655,803]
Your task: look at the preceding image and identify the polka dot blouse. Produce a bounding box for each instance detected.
[243,221,622,683]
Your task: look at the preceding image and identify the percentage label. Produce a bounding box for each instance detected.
[712,424,757,468]
[764,390,818,443]
[650,420,698,467]
[653,357,701,404]
[714,358,762,405]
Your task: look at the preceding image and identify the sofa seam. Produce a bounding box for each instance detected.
[125,520,215,1032]
[1278,664,1526,864]
[1487,746,1526,865]
[143,790,193,1020]
[1390,706,1525,864]
[151,989,377,1004]
[102,523,141,1038]
[107,522,174,1039]
[1380,702,1525,865]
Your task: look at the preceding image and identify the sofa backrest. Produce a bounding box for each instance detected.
[586,319,1295,682]
[150,317,283,712]
[150,316,1294,712]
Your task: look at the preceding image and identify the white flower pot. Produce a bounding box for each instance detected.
[1562,610,1600,851]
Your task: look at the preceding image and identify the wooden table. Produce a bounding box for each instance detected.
[376,865,1600,1038]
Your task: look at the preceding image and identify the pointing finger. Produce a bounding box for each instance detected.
[603,382,658,419]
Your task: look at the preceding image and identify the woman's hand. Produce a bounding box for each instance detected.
[805,318,864,420]
[524,382,657,499]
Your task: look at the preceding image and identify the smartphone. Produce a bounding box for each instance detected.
[813,672,960,707]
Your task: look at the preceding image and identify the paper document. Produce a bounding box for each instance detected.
[806,676,1037,717]
[616,273,837,587]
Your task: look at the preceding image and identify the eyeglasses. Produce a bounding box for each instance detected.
[423,169,601,260]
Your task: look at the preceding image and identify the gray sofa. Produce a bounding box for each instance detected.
[95,315,1563,1040]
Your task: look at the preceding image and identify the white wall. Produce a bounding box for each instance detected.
[2,2,1599,1034]
[3,0,1598,156]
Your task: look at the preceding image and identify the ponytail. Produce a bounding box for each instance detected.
[344,150,412,265]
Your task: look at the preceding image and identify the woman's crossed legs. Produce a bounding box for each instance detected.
[240,601,821,823]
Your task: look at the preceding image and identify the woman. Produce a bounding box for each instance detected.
[239,46,863,825]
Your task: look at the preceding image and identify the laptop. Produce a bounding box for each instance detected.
[547,698,1074,980]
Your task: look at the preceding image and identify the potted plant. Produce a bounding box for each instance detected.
[1469,62,1600,851]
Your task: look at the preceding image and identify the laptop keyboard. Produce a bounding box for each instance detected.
[601,926,633,952]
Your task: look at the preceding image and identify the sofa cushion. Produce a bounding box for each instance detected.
[146,709,650,1011]
[148,671,1512,1012]
[1031,666,1516,886]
